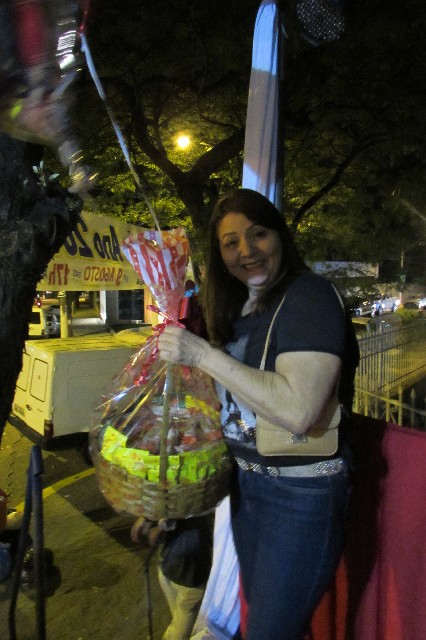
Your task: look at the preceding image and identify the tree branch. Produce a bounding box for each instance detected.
[290,137,382,229]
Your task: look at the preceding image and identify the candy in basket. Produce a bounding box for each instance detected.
[90,228,232,520]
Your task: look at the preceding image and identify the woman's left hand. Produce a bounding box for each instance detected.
[158,326,210,368]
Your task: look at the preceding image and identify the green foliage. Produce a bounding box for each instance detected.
[395,308,422,324]
[53,0,426,272]
[31,161,59,188]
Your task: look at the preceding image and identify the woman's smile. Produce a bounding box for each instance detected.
[218,212,282,288]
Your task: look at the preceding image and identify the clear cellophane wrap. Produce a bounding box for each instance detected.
[90,229,232,520]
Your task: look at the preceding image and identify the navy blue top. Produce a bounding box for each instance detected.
[216,272,360,466]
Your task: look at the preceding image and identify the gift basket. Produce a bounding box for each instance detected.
[90,228,232,520]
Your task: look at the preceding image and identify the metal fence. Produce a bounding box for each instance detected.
[354,319,426,430]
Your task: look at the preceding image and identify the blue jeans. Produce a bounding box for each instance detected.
[230,467,350,640]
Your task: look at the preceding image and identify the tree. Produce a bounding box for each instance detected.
[0,136,82,441]
[71,0,258,243]
[67,0,425,270]
[1,0,424,439]
[281,0,426,266]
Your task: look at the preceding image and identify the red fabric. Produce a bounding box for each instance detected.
[350,420,426,640]
[312,417,426,640]
[241,416,426,640]
[309,559,348,640]
[239,574,248,639]
[12,0,49,66]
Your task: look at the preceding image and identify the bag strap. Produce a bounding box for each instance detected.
[259,283,345,371]
[259,294,287,370]
[330,283,345,313]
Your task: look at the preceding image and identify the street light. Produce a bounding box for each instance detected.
[176,134,191,150]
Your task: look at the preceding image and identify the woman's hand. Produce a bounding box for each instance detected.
[130,517,153,543]
[158,326,211,368]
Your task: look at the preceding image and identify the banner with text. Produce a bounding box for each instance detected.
[38,212,148,291]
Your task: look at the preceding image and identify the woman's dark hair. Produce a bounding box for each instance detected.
[203,188,309,346]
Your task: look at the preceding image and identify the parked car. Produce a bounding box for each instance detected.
[400,295,421,310]
[29,306,60,338]
[45,309,60,337]
[347,296,373,317]
[419,297,426,311]
[402,300,420,310]
[370,294,400,317]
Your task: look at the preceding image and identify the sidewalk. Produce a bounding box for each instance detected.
[0,423,169,640]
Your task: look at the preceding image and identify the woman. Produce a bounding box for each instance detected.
[158,188,360,640]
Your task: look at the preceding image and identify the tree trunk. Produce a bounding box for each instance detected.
[0,135,82,443]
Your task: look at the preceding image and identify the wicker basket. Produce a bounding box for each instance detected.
[94,442,232,520]
[92,359,233,519]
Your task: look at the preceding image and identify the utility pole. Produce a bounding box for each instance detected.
[399,250,406,305]
[58,292,73,338]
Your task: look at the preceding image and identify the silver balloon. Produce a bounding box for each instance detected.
[0,0,97,194]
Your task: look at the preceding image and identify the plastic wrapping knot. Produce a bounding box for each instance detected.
[132,305,186,386]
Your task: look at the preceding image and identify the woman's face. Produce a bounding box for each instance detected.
[217,212,282,288]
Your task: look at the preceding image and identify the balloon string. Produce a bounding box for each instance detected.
[80,33,161,234]
[79,0,91,35]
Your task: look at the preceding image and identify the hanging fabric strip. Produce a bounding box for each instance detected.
[242,0,285,211]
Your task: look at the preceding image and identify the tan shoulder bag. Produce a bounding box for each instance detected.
[256,291,342,457]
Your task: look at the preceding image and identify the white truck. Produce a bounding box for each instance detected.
[11,330,150,443]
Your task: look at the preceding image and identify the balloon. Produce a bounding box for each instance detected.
[0,0,97,193]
